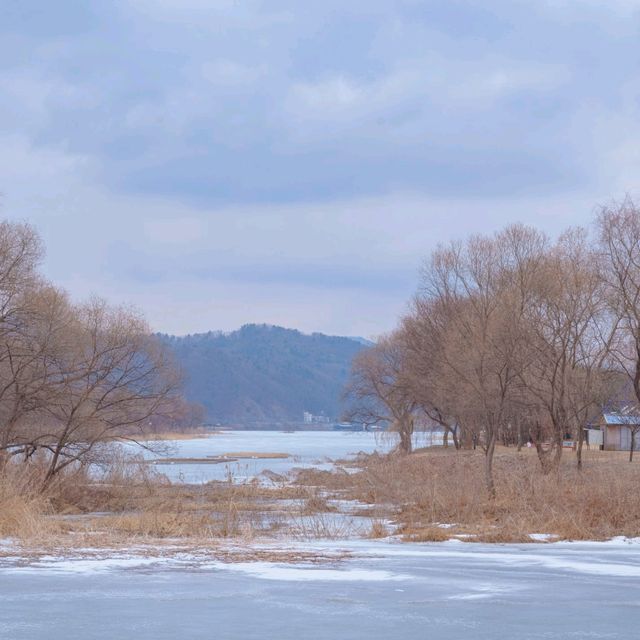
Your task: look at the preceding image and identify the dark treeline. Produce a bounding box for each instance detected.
[0,221,198,489]
[345,199,640,495]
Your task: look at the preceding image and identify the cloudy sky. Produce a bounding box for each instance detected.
[1,1,639,337]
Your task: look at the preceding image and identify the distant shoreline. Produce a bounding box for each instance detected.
[136,429,218,441]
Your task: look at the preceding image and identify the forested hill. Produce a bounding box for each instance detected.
[158,324,370,423]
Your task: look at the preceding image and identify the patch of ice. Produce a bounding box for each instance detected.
[4,555,166,574]
[448,583,512,600]
[529,533,559,542]
[595,536,640,545]
[213,562,412,582]
[0,538,16,551]
[289,540,640,578]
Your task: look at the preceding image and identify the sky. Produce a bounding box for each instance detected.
[1,1,639,338]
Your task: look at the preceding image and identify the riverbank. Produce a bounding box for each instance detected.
[134,430,218,441]
[2,443,640,551]
[297,445,640,542]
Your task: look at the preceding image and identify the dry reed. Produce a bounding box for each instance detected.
[296,448,640,542]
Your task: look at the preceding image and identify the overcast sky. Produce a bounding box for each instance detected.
[1,1,639,337]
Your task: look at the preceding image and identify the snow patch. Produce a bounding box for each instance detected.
[448,583,512,600]
[4,555,166,574]
[529,533,559,542]
[213,562,412,582]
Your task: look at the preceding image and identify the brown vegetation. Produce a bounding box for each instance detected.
[0,453,349,546]
[297,447,640,542]
[3,443,640,548]
[0,221,202,491]
[344,198,640,500]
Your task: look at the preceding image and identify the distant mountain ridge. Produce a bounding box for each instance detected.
[159,324,369,423]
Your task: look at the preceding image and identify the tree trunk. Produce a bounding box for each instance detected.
[43,442,64,489]
[451,426,460,450]
[550,430,563,471]
[398,418,413,454]
[535,419,564,474]
[516,420,523,452]
[484,431,496,498]
[576,425,584,470]
[460,425,473,449]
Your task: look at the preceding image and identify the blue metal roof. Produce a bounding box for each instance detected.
[602,412,640,426]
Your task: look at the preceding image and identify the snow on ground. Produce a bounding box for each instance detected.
[2,536,639,640]
[528,533,558,541]
[213,562,411,582]
[2,536,640,578]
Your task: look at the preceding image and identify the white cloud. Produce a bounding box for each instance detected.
[0,0,639,336]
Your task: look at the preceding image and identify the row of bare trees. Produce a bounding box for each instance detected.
[0,221,196,487]
[346,199,640,495]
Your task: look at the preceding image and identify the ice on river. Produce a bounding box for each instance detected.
[1,538,639,639]
[137,430,441,483]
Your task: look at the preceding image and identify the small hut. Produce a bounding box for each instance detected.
[595,409,640,451]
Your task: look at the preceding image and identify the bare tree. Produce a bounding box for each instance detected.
[403,297,464,450]
[408,224,555,492]
[31,298,181,486]
[516,228,612,471]
[0,284,75,456]
[344,331,417,454]
[419,234,517,495]
[0,222,53,459]
[597,198,640,461]
[0,220,194,488]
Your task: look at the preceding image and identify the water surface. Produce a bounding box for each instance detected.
[144,430,441,483]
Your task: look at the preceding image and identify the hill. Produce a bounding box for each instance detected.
[159,324,369,424]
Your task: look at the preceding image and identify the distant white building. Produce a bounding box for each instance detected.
[303,411,332,424]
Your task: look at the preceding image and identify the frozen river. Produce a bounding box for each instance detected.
[1,538,639,639]
[142,430,441,483]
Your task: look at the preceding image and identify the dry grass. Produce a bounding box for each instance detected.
[368,520,390,539]
[296,448,640,542]
[301,492,336,515]
[0,455,302,543]
[289,513,357,540]
[72,476,312,540]
[401,526,452,542]
[0,463,62,540]
[4,445,640,547]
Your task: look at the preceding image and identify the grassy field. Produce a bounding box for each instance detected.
[2,445,639,549]
[294,445,640,542]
